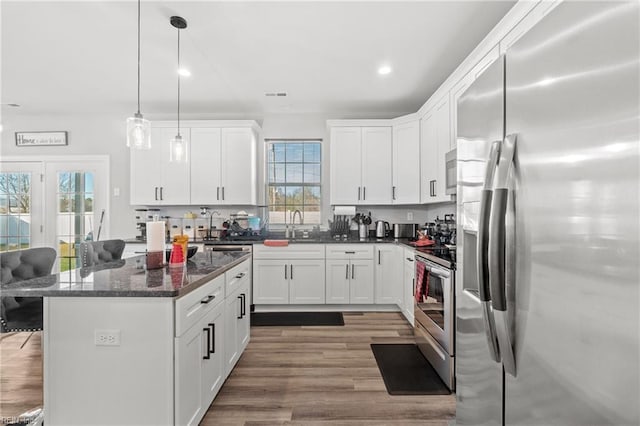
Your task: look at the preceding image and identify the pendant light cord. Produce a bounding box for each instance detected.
[136,0,141,115]
[177,27,181,136]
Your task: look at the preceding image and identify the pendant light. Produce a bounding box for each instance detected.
[169,16,188,163]
[126,0,151,150]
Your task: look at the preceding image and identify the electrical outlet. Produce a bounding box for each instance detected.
[407,212,413,221]
[95,329,121,346]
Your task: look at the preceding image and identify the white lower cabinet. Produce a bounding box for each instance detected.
[402,248,416,325]
[325,245,374,304]
[374,245,403,305]
[174,258,251,426]
[175,302,223,426]
[253,245,325,305]
[224,275,250,377]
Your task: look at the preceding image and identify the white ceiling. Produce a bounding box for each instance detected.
[1,1,515,120]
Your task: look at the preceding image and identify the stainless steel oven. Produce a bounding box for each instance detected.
[414,254,455,390]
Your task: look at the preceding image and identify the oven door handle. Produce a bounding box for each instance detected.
[489,134,517,377]
[478,139,502,364]
[426,266,450,279]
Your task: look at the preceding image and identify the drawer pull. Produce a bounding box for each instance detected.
[345,251,356,254]
[240,293,246,318]
[203,327,211,360]
[200,295,216,304]
[235,272,246,279]
[208,323,215,354]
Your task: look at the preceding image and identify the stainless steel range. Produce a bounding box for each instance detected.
[414,246,455,390]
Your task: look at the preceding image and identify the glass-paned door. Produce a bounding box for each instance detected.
[0,162,44,251]
[45,159,108,272]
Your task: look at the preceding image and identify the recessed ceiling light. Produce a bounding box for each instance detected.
[378,65,392,75]
[177,68,191,77]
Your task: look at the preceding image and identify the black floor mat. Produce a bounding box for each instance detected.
[251,311,344,326]
[371,344,451,395]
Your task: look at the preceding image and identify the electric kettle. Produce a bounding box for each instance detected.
[375,221,390,238]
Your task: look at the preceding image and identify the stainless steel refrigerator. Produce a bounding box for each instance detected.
[455,1,639,425]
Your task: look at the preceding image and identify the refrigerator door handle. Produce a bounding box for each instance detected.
[489,133,517,377]
[478,140,502,363]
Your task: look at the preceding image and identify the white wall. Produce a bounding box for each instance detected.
[1,111,454,238]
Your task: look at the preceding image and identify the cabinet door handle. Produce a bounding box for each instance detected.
[406,257,414,262]
[345,264,349,279]
[235,272,245,279]
[363,187,366,200]
[222,186,225,200]
[208,323,215,354]
[290,265,293,280]
[378,251,381,265]
[203,327,211,360]
[285,264,288,280]
[345,251,355,254]
[358,187,361,201]
[237,295,243,319]
[392,186,396,200]
[240,293,246,318]
[352,264,355,279]
[155,187,158,200]
[160,187,164,200]
[200,295,216,304]
[217,187,220,200]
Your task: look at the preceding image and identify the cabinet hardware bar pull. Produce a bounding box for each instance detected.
[208,323,215,354]
[160,187,164,200]
[222,186,225,200]
[217,187,220,200]
[237,295,243,319]
[345,251,355,254]
[200,295,216,304]
[235,272,245,279]
[358,187,361,200]
[392,186,396,200]
[345,264,349,279]
[285,264,288,279]
[352,264,355,279]
[406,257,414,262]
[378,251,381,265]
[363,187,366,200]
[203,327,211,360]
[155,187,158,200]
[240,293,246,318]
[290,265,293,280]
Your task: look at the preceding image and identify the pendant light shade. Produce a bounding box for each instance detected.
[169,16,188,163]
[127,0,151,150]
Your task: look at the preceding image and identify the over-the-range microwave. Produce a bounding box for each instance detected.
[445,148,457,195]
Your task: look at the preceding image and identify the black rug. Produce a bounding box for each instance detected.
[371,344,451,395]
[251,311,344,327]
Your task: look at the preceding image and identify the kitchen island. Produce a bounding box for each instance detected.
[2,251,251,426]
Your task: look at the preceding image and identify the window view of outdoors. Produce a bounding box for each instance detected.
[267,142,321,225]
[57,172,94,272]
[0,172,31,252]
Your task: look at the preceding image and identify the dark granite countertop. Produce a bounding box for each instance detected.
[1,251,251,298]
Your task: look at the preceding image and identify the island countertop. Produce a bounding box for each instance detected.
[0,251,251,298]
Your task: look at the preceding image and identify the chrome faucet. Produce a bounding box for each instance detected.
[291,209,303,239]
[200,207,221,239]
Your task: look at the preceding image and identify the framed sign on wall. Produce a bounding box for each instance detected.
[15,131,68,146]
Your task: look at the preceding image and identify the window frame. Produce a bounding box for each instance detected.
[265,139,322,227]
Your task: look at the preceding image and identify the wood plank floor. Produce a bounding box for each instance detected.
[0,312,456,425]
[202,312,455,426]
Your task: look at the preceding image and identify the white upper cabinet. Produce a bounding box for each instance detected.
[392,120,421,204]
[130,127,191,205]
[190,128,222,205]
[329,125,392,205]
[420,96,453,204]
[220,128,257,205]
[131,121,259,207]
[361,127,392,204]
